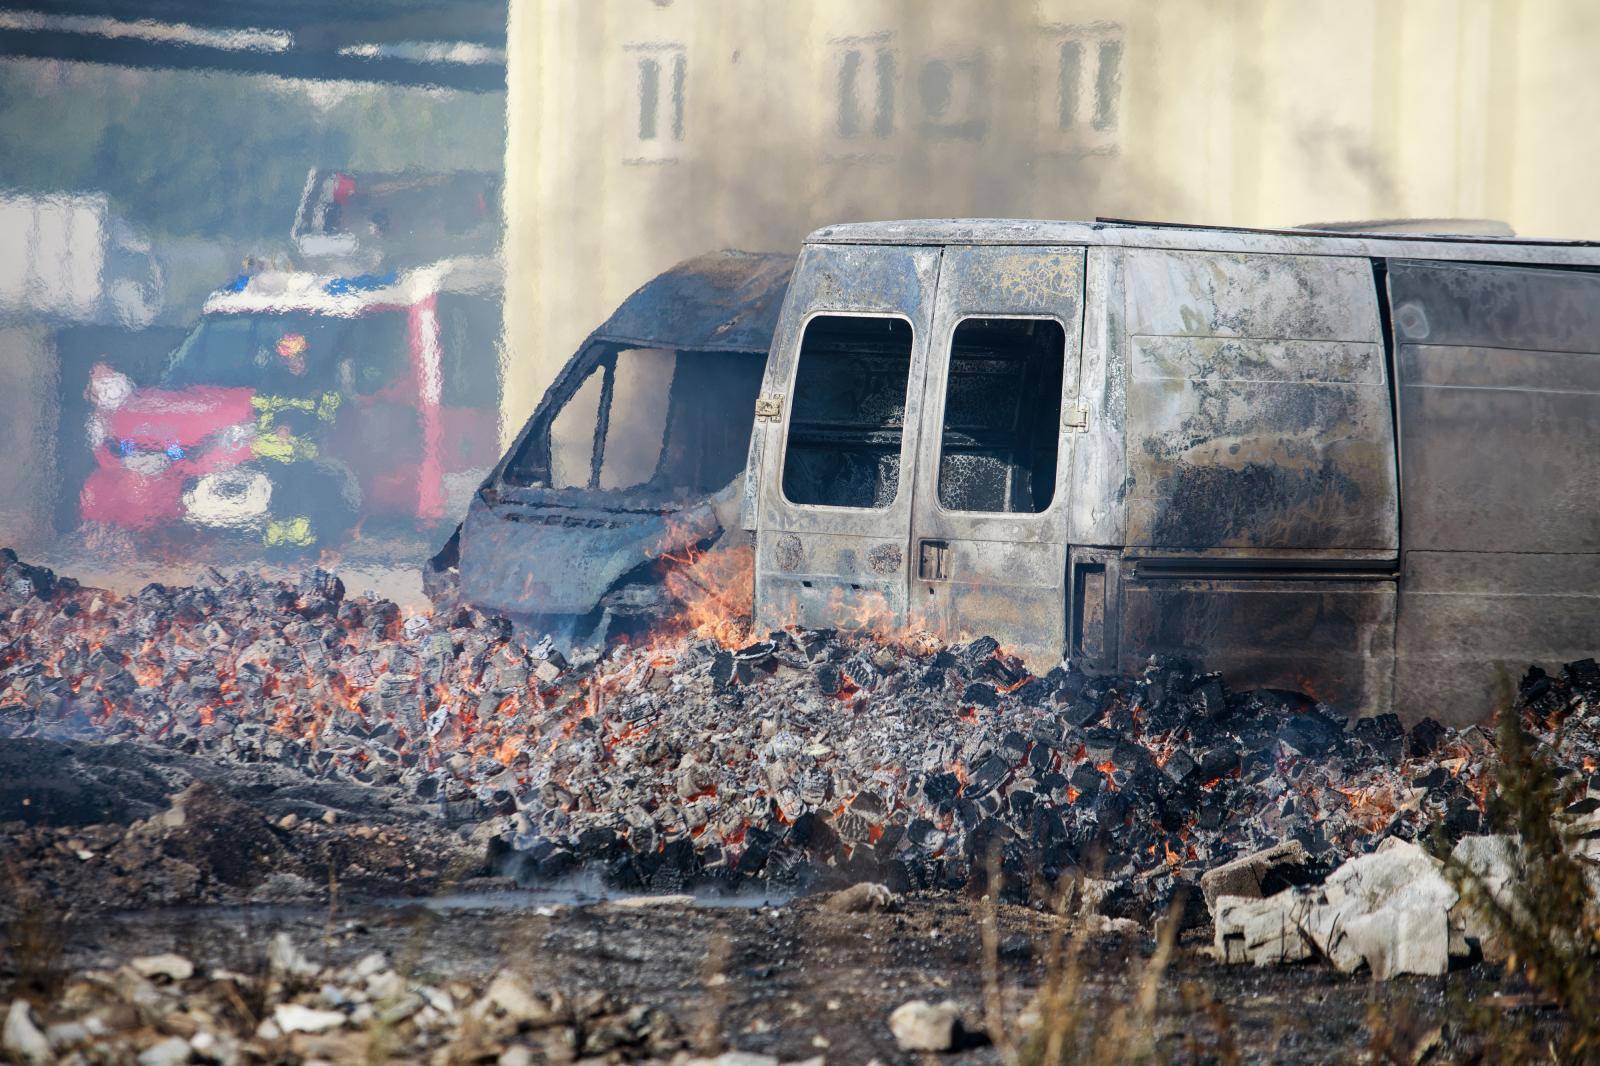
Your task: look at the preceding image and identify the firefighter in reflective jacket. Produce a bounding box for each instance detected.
[253,333,344,548]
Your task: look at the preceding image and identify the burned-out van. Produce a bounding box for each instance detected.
[432,250,792,642]
[744,219,1600,723]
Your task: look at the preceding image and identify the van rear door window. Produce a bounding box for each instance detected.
[935,317,1065,513]
[781,314,914,509]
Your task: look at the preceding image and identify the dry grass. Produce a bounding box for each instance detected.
[1443,675,1600,1062]
[980,858,1181,1065]
[0,864,70,1004]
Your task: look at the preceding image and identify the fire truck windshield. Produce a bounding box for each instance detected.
[162,311,408,394]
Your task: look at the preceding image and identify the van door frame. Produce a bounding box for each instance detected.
[752,242,942,636]
[905,244,1088,666]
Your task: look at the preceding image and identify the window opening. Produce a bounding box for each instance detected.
[600,348,675,490]
[503,348,763,498]
[548,367,603,489]
[782,314,914,509]
[935,317,1066,514]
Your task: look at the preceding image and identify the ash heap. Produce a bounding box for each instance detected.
[4,546,1597,921]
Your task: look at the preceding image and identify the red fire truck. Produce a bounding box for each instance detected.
[80,169,503,549]
[80,256,502,548]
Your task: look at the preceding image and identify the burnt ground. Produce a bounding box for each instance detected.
[0,733,1566,1063]
[3,551,1593,1062]
[0,735,490,914]
[32,891,1562,1065]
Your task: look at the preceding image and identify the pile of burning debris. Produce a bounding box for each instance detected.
[3,546,1598,927]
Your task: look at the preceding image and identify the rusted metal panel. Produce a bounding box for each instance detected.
[1388,259,1600,723]
[1121,249,1398,553]
[1066,247,1127,548]
[1125,249,1377,341]
[591,250,793,352]
[1389,261,1600,555]
[1388,258,1600,354]
[460,489,722,617]
[752,243,941,637]
[1396,344,1600,554]
[1119,573,1396,717]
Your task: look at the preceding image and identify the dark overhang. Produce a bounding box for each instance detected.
[0,1,507,93]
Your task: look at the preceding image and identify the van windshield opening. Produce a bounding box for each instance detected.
[936,317,1066,513]
[502,347,765,500]
[781,314,914,509]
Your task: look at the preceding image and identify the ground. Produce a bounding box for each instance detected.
[26,891,1560,1064]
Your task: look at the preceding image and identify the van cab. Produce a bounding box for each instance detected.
[744,219,1600,723]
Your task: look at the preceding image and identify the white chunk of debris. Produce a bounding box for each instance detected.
[273,1002,348,1034]
[1313,838,1459,978]
[129,953,195,982]
[1213,837,1485,978]
[4,1000,51,1065]
[822,882,899,913]
[1213,894,1313,966]
[267,932,320,979]
[136,1035,193,1066]
[888,999,963,1052]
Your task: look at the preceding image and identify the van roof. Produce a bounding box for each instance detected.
[805,218,1600,267]
[591,249,793,353]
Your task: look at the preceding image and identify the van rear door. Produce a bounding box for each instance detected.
[905,246,1086,664]
[752,243,940,634]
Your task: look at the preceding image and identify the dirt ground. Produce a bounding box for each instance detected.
[29,524,435,608]
[39,890,1558,1065]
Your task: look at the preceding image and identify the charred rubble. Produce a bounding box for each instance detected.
[4,547,1599,924]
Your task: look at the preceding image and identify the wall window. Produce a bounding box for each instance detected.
[917,54,989,142]
[936,318,1066,514]
[1040,24,1123,155]
[831,34,896,141]
[625,43,685,163]
[782,315,914,510]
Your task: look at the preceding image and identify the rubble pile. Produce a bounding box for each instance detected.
[5,547,1599,922]
[0,933,720,1066]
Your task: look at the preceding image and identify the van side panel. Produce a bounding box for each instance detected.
[1389,260,1600,724]
[1121,249,1398,552]
[1112,249,1399,716]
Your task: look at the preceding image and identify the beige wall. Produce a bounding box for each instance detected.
[504,0,1600,440]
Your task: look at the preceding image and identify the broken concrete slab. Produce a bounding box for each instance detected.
[1199,839,1311,908]
[1212,894,1313,966]
[1213,838,1467,978]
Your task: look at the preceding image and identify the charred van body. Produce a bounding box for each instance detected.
[430,250,791,645]
[742,219,1600,724]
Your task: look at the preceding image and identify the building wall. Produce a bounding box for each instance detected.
[0,325,58,551]
[503,0,1600,440]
